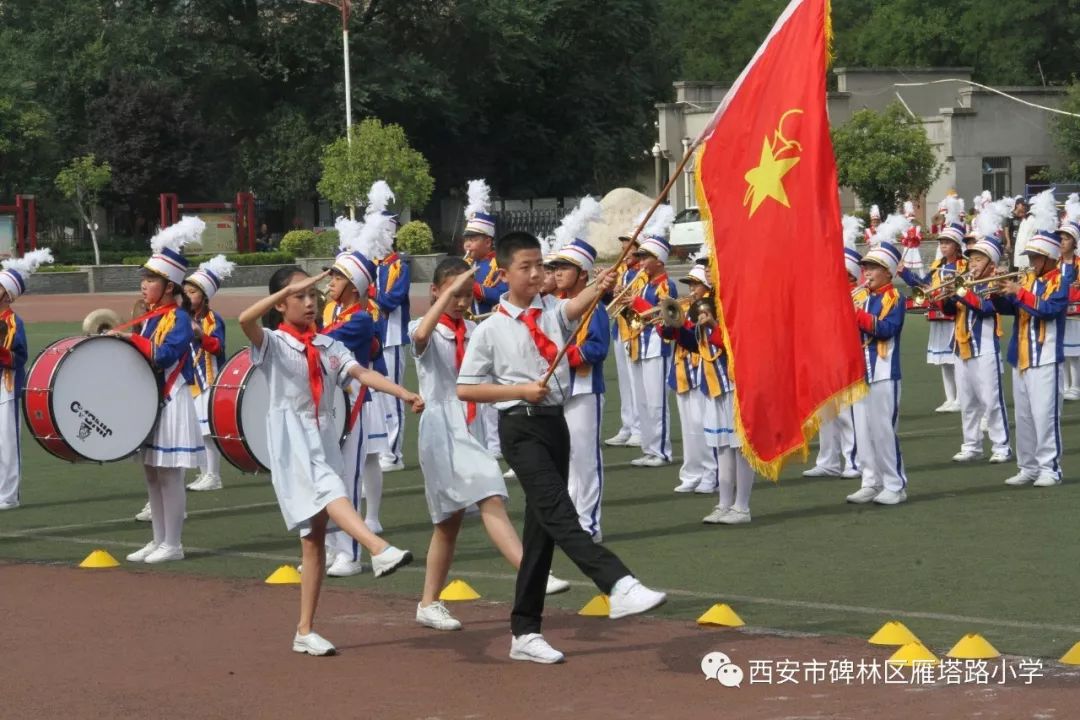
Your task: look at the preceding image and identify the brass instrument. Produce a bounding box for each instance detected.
[654,297,694,328]
[969,269,1034,298]
[605,279,644,317]
[910,271,974,304]
[464,309,494,322]
[851,281,871,306]
[81,297,145,335]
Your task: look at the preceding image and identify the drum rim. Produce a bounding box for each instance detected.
[209,347,270,474]
[23,334,164,464]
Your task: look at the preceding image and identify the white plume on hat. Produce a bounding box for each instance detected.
[336,215,378,259]
[539,234,556,258]
[869,213,911,246]
[869,204,881,220]
[643,204,676,239]
[465,179,491,220]
[972,190,992,213]
[841,215,864,249]
[942,195,965,227]
[1064,193,1080,224]
[358,213,393,259]
[151,215,204,254]
[2,248,54,275]
[365,180,395,217]
[903,200,915,216]
[198,254,235,281]
[1029,189,1058,232]
[552,196,602,251]
[973,198,1011,239]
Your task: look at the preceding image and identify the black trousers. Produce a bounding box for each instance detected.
[499,412,631,636]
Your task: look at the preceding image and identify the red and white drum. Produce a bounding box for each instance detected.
[209,348,350,473]
[24,335,162,462]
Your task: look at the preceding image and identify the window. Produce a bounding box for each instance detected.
[982,157,1011,197]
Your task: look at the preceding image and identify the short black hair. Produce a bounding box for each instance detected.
[264,265,308,329]
[433,256,471,286]
[495,231,541,268]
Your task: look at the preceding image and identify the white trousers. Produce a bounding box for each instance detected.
[713,447,754,513]
[471,403,501,455]
[0,399,20,506]
[812,407,859,475]
[1013,364,1064,481]
[676,390,712,486]
[565,393,605,539]
[853,380,907,493]
[630,356,672,461]
[1065,357,1080,390]
[380,346,406,463]
[327,413,385,560]
[955,352,1010,456]
[612,338,639,436]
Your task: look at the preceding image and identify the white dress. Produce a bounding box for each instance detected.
[704,390,741,449]
[409,319,507,524]
[250,329,357,536]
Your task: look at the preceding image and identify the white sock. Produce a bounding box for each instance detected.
[942,365,957,403]
[733,453,755,513]
[203,440,221,477]
[362,453,383,531]
[716,448,735,509]
[144,466,165,545]
[158,467,186,547]
[1067,358,1080,391]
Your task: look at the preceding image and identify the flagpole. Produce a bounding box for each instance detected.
[540,144,699,387]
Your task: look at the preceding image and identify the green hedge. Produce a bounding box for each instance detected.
[120,251,296,266]
[396,220,434,255]
[37,264,82,273]
[281,229,340,257]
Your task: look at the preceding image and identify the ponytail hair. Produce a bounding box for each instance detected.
[262,265,308,329]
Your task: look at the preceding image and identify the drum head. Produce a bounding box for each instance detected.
[51,336,161,462]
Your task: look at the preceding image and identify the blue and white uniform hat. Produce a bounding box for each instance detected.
[554,239,598,272]
[637,236,671,263]
[0,248,53,301]
[333,216,377,293]
[1056,193,1080,242]
[1025,190,1063,260]
[185,254,236,300]
[634,204,676,263]
[841,215,864,279]
[968,237,1004,265]
[550,196,602,272]
[936,195,967,246]
[144,216,203,286]
[681,260,712,288]
[861,241,903,276]
[463,179,495,238]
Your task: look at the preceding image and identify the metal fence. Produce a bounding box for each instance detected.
[494,209,563,239]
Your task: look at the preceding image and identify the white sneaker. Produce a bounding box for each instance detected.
[872,489,907,505]
[327,554,365,577]
[802,466,835,478]
[673,479,698,493]
[492,452,504,461]
[1005,472,1035,486]
[846,487,880,504]
[841,468,863,479]
[625,434,641,447]
[144,544,184,563]
[605,430,632,447]
[934,400,953,413]
[509,633,565,664]
[609,576,667,619]
[503,468,517,479]
[989,451,1012,464]
[0,500,19,510]
[545,574,571,595]
[371,546,412,578]
[717,509,752,524]
[187,473,222,491]
[380,459,405,473]
[126,541,159,563]
[135,502,152,522]
[292,631,336,656]
[1064,388,1080,401]
[952,450,984,463]
[702,505,731,524]
[630,456,649,466]
[1033,475,1062,487]
[416,601,462,631]
[694,479,718,494]
[635,455,669,468]
[946,400,962,412]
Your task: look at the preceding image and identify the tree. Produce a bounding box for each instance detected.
[318,118,434,213]
[832,103,941,215]
[238,107,328,207]
[55,155,111,266]
[1050,80,1080,181]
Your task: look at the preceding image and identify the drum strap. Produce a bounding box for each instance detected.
[347,387,365,435]
[162,358,187,401]
[112,304,176,334]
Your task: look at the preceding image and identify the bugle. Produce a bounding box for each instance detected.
[970,269,1034,297]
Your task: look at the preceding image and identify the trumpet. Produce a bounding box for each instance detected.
[968,269,1034,298]
[653,297,695,328]
[464,309,494,322]
[606,279,644,317]
[911,271,974,304]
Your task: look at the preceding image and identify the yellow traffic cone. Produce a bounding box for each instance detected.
[868,620,919,646]
[79,549,119,568]
[578,594,610,617]
[265,565,302,584]
[946,634,1000,660]
[439,579,481,601]
[888,641,939,666]
[1060,641,1080,665]
[696,603,745,627]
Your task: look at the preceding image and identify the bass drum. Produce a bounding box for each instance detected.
[209,348,349,473]
[23,335,162,462]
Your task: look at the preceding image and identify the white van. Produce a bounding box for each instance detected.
[669,207,704,257]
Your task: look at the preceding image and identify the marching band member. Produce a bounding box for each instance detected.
[238,266,420,656]
[0,249,53,510]
[461,179,506,459]
[604,215,648,448]
[364,182,411,473]
[899,200,924,274]
[1057,194,1080,400]
[671,256,713,493]
[183,254,234,492]
[319,215,385,577]
[626,206,677,467]
[863,205,880,244]
[898,195,966,413]
[124,218,205,562]
[804,217,862,479]
[942,199,1013,464]
[993,190,1072,487]
[548,198,610,540]
[847,220,909,506]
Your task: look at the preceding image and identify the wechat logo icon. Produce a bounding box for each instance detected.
[701,651,744,688]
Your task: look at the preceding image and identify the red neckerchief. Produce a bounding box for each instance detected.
[438,313,476,424]
[649,273,669,288]
[498,304,558,365]
[277,322,323,426]
[321,303,364,335]
[380,252,399,265]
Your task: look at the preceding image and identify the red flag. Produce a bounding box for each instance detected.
[694,0,866,480]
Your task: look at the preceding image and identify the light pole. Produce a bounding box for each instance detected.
[652,142,662,197]
[303,0,355,140]
[681,136,693,210]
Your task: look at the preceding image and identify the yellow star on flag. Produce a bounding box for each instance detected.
[743,137,800,217]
